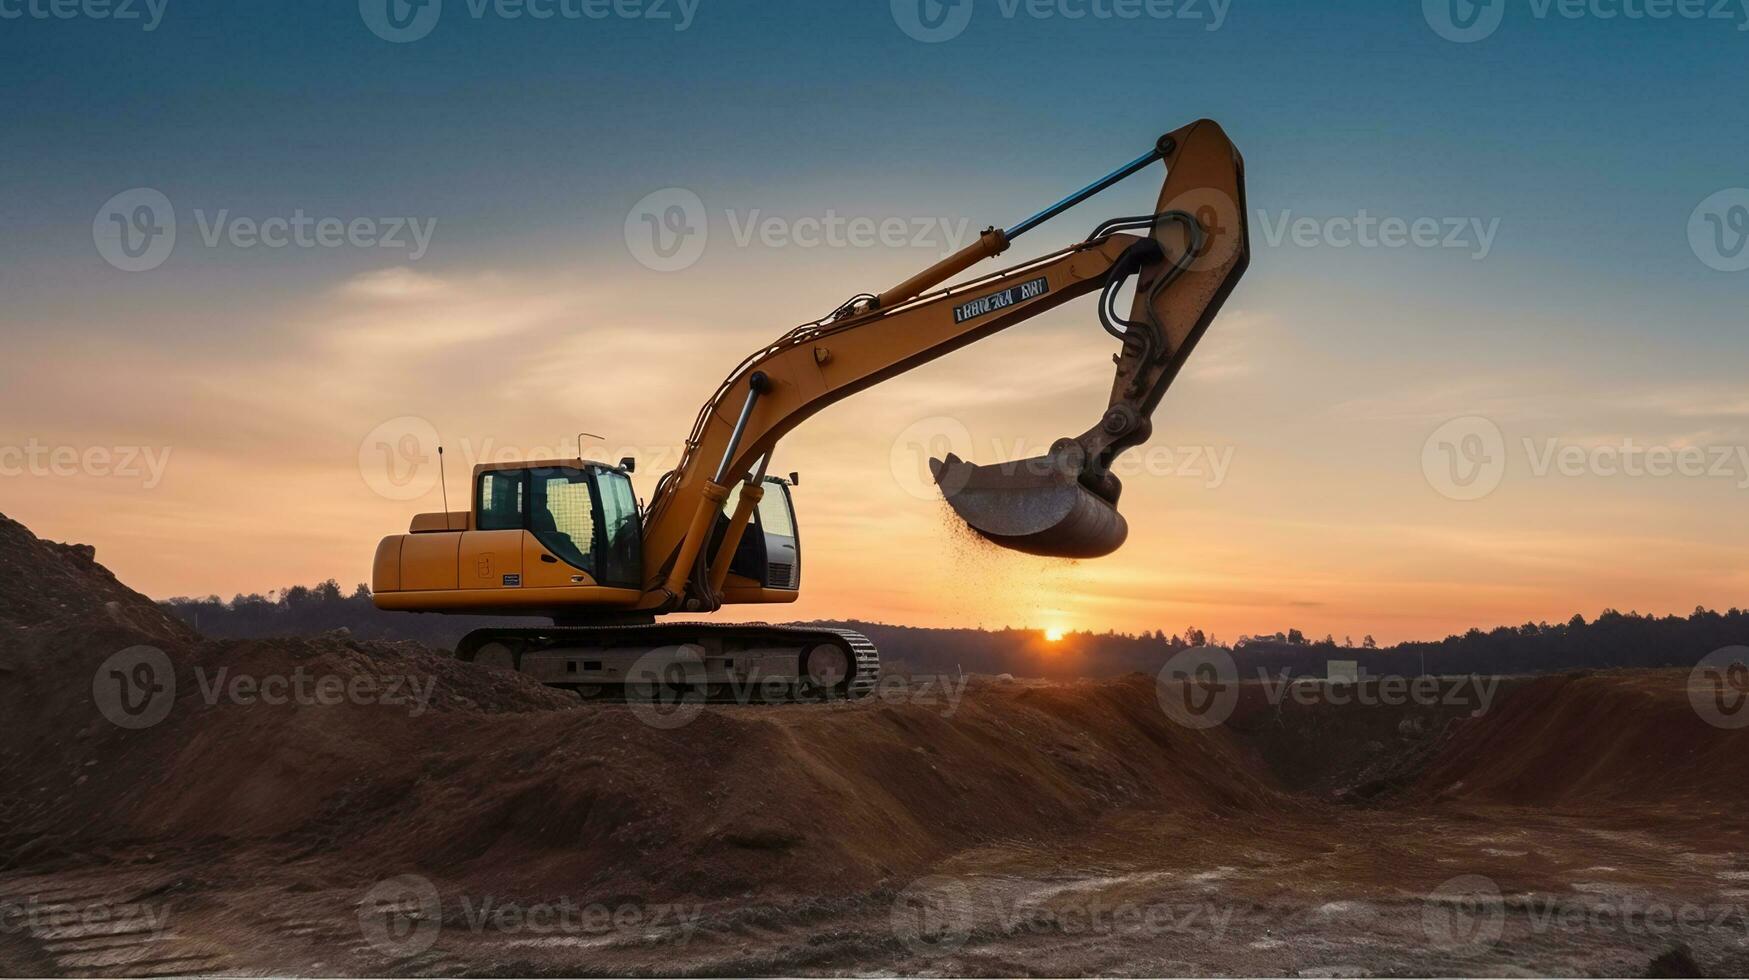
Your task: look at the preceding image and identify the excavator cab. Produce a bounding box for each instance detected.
[711,476,801,596]
[371,459,646,612]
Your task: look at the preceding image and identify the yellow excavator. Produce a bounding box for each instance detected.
[372,119,1250,701]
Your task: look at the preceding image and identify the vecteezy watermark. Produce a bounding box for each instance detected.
[1155,647,1241,729]
[1690,188,1749,273]
[1255,209,1501,260]
[0,0,168,30]
[1423,873,1749,955]
[1690,646,1749,729]
[623,646,972,730]
[0,440,173,489]
[1155,648,1499,729]
[1425,0,1749,43]
[358,874,701,960]
[1423,874,1507,955]
[359,0,699,43]
[93,188,437,272]
[93,645,176,730]
[1423,415,1749,502]
[358,416,443,502]
[92,188,176,273]
[1422,416,1508,501]
[890,0,1231,43]
[890,875,1239,958]
[622,187,978,272]
[191,666,435,717]
[1259,670,1500,716]
[0,895,173,941]
[358,875,443,959]
[890,416,1234,502]
[93,645,436,730]
[356,420,688,502]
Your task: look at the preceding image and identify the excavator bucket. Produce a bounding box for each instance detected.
[930,453,1129,559]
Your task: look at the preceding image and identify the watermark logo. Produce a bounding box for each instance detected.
[92,645,175,730]
[891,0,975,41]
[93,188,176,272]
[1254,209,1501,261]
[891,877,976,956]
[359,874,443,959]
[1689,188,1749,273]
[625,187,708,272]
[1423,416,1508,501]
[892,875,1240,956]
[1424,0,1506,41]
[360,0,442,41]
[1426,0,1749,42]
[1426,415,1749,501]
[192,666,436,717]
[1155,646,1239,729]
[0,0,169,30]
[893,0,1230,42]
[625,646,708,729]
[1690,646,1749,729]
[891,416,976,500]
[1425,871,1749,953]
[623,190,975,272]
[0,896,173,941]
[1257,668,1499,716]
[359,416,442,501]
[0,440,173,488]
[359,876,702,958]
[1423,874,1506,954]
[362,0,699,38]
[94,190,437,271]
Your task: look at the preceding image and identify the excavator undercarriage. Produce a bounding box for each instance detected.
[458,622,880,701]
[372,119,1250,703]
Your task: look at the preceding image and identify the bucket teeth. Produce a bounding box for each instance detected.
[930,452,1129,559]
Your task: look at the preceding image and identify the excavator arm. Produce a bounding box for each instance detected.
[638,119,1249,613]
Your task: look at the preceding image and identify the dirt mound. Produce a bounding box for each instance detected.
[0,511,194,642]
[2,628,1287,901]
[1411,670,1749,807]
[0,510,1289,903]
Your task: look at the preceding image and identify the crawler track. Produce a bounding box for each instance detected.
[456,622,880,701]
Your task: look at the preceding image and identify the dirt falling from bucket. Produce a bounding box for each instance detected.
[934,499,1085,628]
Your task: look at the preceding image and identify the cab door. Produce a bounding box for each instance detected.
[522,468,599,589]
[756,478,801,591]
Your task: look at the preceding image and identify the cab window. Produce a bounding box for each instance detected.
[477,471,525,530]
[756,481,796,537]
[530,470,597,573]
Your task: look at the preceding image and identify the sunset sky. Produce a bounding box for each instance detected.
[3,1,1746,644]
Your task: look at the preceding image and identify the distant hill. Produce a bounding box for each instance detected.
[158,581,1748,679]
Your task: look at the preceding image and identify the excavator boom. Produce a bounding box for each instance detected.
[641,119,1248,611]
[371,118,1250,702]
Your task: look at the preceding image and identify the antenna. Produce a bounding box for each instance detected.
[576,432,604,462]
[438,445,453,530]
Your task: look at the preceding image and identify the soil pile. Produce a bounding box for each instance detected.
[1411,669,1749,806]
[0,512,194,641]
[0,516,1284,903]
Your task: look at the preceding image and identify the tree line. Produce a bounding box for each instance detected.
[160,584,1746,678]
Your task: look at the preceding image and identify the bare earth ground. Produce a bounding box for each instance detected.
[2,512,1747,977]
